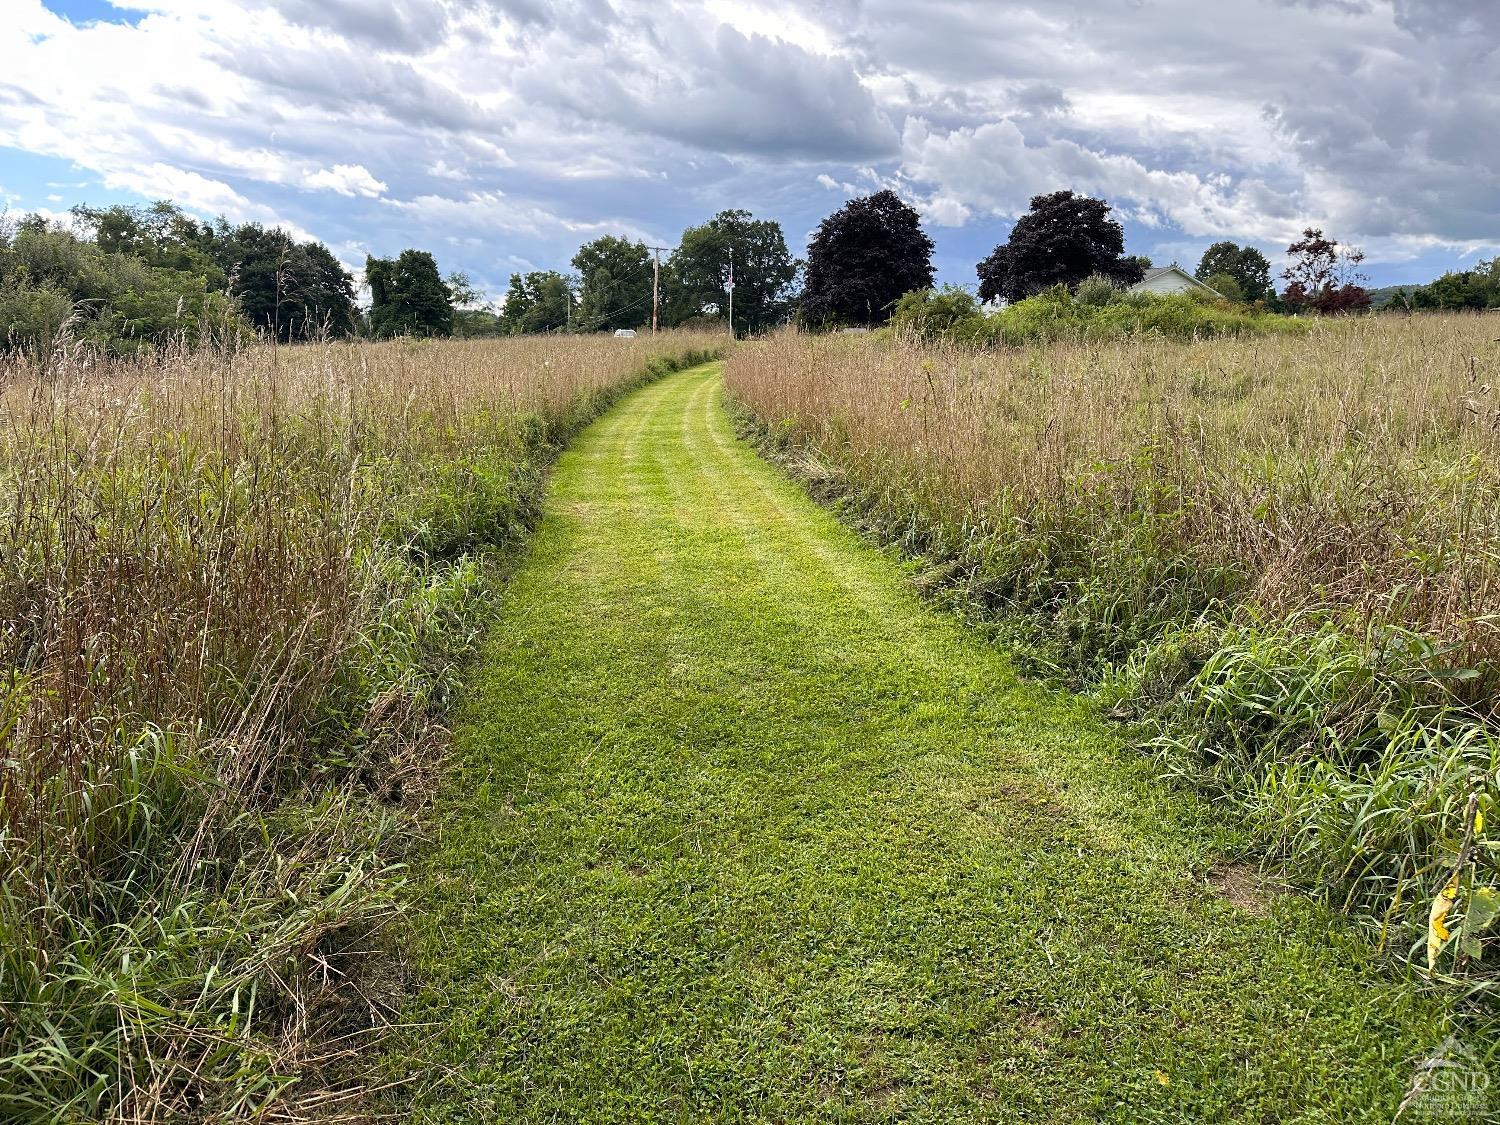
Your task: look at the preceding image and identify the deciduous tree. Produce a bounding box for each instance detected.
[1410,260,1500,310]
[976,190,1143,303]
[1280,228,1370,315]
[571,236,651,332]
[213,224,358,340]
[1194,241,1272,303]
[800,190,934,327]
[1201,271,1246,303]
[1,211,243,355]
[667,209,797,334]
[366,249,454,338]
[499,270,575,334]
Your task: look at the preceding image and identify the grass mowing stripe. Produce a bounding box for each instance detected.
[390,362,1454,1123]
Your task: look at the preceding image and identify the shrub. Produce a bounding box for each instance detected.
[886,282,1302,350]
[1074,272,1121,307]
[984,285,1304,346]
[1201,270,1246,303]
[888,284,986,342]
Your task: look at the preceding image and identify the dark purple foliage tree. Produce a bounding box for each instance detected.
[976,190,1144,303]
[800,190,935,327]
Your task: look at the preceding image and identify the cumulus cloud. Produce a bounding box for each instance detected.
[306,164,388,198]
[383,189,653,242]
[254,0,458,53]
[804,0,1500,251]
[513,20,898,160]
[899,117,1305,242]
[102,163,254,216]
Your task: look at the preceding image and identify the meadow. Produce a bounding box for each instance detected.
[0,331,721,1120]
[8,307,1497,1122]
[726,314,1500,999]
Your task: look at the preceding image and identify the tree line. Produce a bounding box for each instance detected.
[2,190,1488,356]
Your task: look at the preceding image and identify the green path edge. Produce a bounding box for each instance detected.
[387,362,1451,1123]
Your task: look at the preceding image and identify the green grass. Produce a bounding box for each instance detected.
[390,363,1459,1122]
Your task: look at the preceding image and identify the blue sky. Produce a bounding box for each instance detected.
[42,0,140,24]
[5,0,1497,302]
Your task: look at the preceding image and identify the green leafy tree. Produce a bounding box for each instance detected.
[977,191,1143,303]
[571,236,651,332]
[1,213,242,355]
[1410,260,1500,310]
[446,272,504,337]
[216,225,358,341]
[366,249,454,338]
[73,205,358,340]
[1201,271,1246,303]
[801,190,934,326]
[499,271,575,334]
[666,210,797,334]
[446,271,482,310]
[72,201,225,285]
[73,202,360,338]
[1194,241,1272,303]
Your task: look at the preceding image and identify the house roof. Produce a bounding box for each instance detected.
[1135,264,1219,293]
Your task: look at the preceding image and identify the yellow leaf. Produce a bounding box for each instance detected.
[1155,1070,1171,1086]
[1477,810,1485,835]
[1428,874,1461,969]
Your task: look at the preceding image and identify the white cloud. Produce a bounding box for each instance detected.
[305,163,387,198]
[429,159,469,181]
[382,189,655,243]
[102,163,253,215]
[919,193,972,228]
[900,116,1307,247]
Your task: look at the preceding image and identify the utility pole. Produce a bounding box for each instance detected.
[726,247,734,339]
[647,245,669,334]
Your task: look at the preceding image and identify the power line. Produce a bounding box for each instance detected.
[514,247,678,335]
[565,250,674,334]
[565,284,656,334]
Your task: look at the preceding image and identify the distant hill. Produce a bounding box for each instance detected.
[1366,284,1421,309]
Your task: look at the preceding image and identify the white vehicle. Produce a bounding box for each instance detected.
[613,328,637,338]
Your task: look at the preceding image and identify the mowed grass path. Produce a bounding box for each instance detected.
[393,362,1447,1122]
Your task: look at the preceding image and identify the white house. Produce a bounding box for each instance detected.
[1128,265,1221,297]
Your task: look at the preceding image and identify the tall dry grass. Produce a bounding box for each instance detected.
[0,331,722,1121]
[727,316,1500,995]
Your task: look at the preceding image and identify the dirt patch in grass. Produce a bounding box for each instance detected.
[1208,863,1274,915]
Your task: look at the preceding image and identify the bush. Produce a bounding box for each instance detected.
[888,284,987,343]
[1,220,250,357]
[1075,273,1121,307]
[888,281,1303,349]
[0,278,74,349]
[984,284,1304,346]
[1201,271,1246,303]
